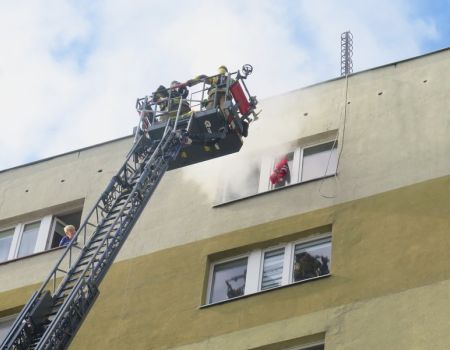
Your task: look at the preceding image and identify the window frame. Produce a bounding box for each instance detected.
[14,220,42,258]
[219,139,338,204]
[259,140,338,193]
[0,226,16,262]
[0,214,66,262]
[46,217,69,250]
[284,342,325,350]
[300,141,338,183]
[206,233,332,305]
[206,253,251,304]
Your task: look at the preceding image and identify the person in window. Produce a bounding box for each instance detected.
[59,225,76,247]
[293,252,330,281]
[269,156,290,188]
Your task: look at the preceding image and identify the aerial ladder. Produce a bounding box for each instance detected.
[1,65,258,350]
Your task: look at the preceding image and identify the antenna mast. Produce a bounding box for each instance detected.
[340,31,353,76]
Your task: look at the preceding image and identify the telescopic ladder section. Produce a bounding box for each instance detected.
[1,125,184,350]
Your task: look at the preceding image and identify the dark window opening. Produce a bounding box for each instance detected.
[48,210,82,249]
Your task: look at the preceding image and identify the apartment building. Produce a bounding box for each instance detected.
[1,48,449,349]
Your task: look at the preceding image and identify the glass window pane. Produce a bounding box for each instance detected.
[286,345,324,350]
[17,222,40,258]
[261,248,285,290]
[210,257,247,303]
[0,316,16,343]
[0,229,14,262]
[50,221,65,248]
[293,238,331,282]
[301,142,337,182]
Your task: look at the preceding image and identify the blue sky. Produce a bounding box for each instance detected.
[0,0,449,170]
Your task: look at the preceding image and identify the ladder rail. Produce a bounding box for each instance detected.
[53,130,172,298]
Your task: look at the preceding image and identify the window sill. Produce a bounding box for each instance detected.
[213,174,336,208]
[199,274,331,309]
[0,246,65,267]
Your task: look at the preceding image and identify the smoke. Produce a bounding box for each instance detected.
[180,89,315,202]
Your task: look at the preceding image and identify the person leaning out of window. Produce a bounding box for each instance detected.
[59,225,76,247]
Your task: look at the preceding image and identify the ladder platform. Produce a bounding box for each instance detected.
[145,108,243,170]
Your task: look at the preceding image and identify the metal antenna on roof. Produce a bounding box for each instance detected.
[340,31,353,76]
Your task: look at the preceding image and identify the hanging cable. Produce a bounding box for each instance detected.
[318,73,350,199]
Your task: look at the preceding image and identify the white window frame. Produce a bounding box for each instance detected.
[219,140,338,203]
[206,233,332,305]
[0,226,16,262]
[0,214,55,262]
[259,141,338,192]
[46,217,69,250]
[206,253,251,304]
[258,244,288,290]
[300,141,338,183]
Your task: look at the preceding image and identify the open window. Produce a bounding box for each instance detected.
[0,314,16,344]
[0,208,83,263]
[219,139,338,203]
[47,211,83,249]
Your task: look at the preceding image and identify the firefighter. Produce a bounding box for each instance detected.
[269,156,290,187]
[154,83,191,122]
[168,80,191,116]
[185,66,250,137]
[206,65,232,110]
[186,65,232,111]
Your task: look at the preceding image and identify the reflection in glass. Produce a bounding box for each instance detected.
[301,142,337,182]
[50,221,65,248]
[293,238,331,282]
[17,222,40,258]
[0,229,14,262]
[261,248,284,290]
[210,257,247,303]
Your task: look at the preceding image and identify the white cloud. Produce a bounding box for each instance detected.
[0,0,444,170]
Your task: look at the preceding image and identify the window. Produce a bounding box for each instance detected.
[0,209,82,263]
[285,344,324,350]
[0,315,16,344]
[261,248,284,290]
[17,221,41,258]
[261,141,337,192]
[220,140,337,202]
[0,228,14,263]
[207,234,331,304]
[209,257,247,304]
[301,142,338,182]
